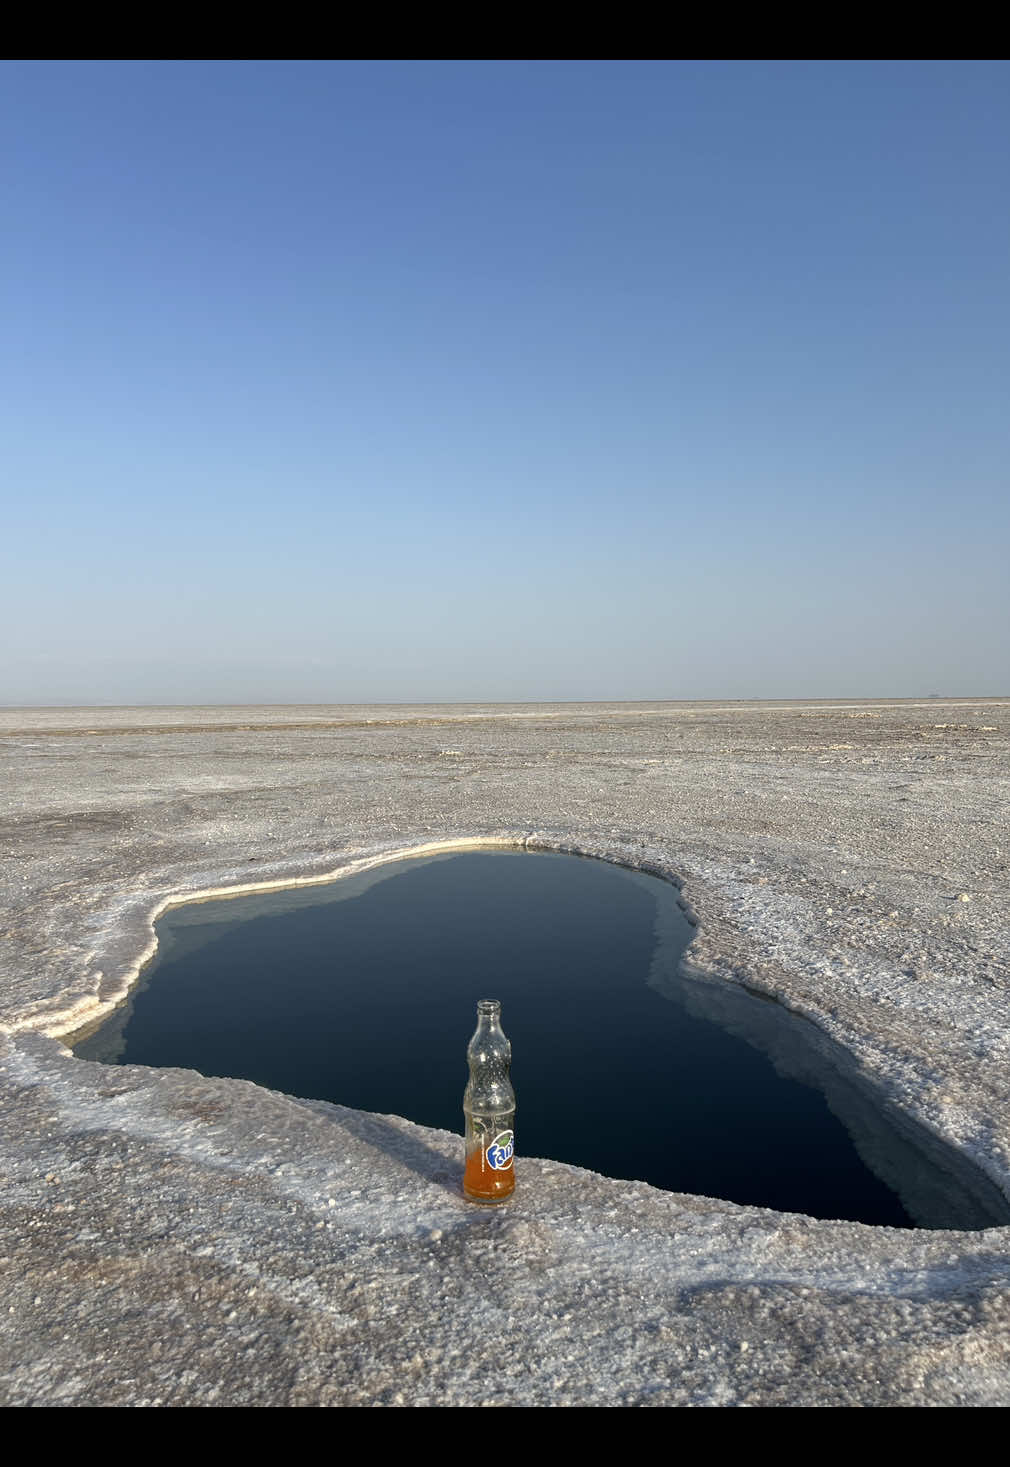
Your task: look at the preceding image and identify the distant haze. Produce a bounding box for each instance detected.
[2,61,1007,704]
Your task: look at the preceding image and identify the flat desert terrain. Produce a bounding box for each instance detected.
[2,699,1008,1405]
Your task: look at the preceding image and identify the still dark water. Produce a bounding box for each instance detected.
[74,850,1010,1229]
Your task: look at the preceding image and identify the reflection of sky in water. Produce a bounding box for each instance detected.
[74,851,1010,1230]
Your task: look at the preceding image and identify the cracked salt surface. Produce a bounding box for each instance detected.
[2,699,1010,1405]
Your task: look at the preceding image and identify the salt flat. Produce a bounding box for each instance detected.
[2,699,1009,1406]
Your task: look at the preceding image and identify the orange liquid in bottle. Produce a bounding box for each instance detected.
[463,1139,515,1204]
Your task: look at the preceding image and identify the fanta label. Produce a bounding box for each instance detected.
[486,1130,514,1171]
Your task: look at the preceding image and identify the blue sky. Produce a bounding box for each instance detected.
[2,60,1007,703]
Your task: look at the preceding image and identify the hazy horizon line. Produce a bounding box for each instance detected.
[3,693,1008,711]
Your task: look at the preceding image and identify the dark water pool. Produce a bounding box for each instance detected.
[73,849,1010,1228]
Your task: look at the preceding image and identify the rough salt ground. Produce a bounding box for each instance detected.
[1,699,1009,1405]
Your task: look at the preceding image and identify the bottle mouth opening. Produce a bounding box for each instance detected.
[477,999,501,1014]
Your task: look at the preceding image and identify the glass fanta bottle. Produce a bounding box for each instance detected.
[463,999,515,1204]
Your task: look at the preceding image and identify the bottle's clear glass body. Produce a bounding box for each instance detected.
[463,999,515,1204]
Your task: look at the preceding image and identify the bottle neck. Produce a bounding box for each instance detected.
[465,998,514,1112]
[467,1001,510,1063]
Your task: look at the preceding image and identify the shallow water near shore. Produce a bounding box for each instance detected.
[74,849,1010,1228]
